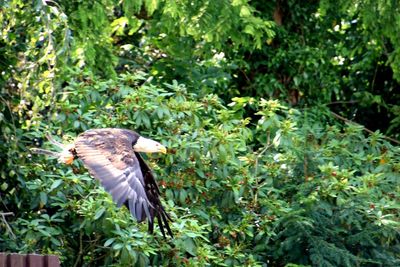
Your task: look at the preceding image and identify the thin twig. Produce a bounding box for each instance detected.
[0,96,18,138]
[254,132,272,204]
[331,111,400,145]
[0,212,16,239]
[304,153,308,181]
[239,68,251,83]
[0,212,14,216]
[73,230,84,267]
[371,64,378,91]
[327,100,359,105]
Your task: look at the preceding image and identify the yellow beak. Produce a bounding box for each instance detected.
[134,137,167,154]
[159,145,167,154]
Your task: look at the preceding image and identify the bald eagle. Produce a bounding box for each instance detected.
[32,128,173,237]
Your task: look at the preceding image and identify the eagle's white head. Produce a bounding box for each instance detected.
[133,136,167,154]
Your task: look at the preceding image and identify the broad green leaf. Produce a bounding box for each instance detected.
[49,179,63,192]
[94,207,106,220]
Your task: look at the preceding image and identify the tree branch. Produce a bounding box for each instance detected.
[0,212,16,239]
[253,132,272,205]
[327,100,359,105]
[330,111,400,145]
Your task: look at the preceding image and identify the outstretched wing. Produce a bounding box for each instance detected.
[135,152,173,237]
[74,129,172,236]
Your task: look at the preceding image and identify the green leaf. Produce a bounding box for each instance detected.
[94,207,106,220]
[113,243,124,250]
[244,25,255,35]
[240,6,251,17]
[49,179,63,192]
[179,189,187,204]
[273,130,281,148]
[104,238,115,247]
[38,228,51,237]
[73,120,80,128]
[40,192,48,206]
[183,238,197,256]
[111,17,129,36]
[51,237,61,246]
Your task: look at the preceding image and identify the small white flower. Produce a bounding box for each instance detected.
[213,52,225,60]
[334,25,340,31]
[333,56,345,65]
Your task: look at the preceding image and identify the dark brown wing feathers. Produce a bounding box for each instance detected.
[74,128,172,237]
[135,152,173,237]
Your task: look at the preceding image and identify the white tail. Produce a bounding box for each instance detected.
[31,133,75,164]
[30,148,61,158]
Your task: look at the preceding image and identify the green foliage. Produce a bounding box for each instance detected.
[1,0,400,266]
[230,0,400,139]
[320,0,400,80]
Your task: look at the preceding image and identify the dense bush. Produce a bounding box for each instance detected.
[1,0,399,266]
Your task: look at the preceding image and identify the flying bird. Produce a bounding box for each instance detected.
[32,128,173,237]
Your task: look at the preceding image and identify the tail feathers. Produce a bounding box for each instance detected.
[45,133,64,148]
[30,148,60,158]
[31,134,76,164]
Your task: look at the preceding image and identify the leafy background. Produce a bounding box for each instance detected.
[1,0,399,266]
